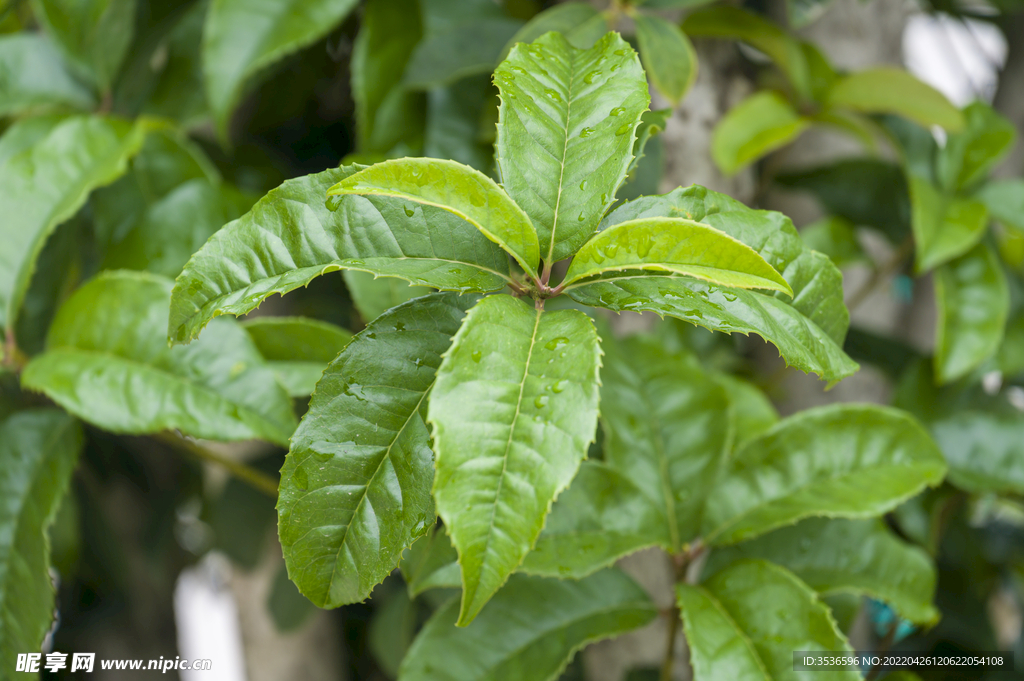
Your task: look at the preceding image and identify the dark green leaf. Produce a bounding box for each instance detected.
[327,158,537,278]
[909,175,988,273]
[717,373,778,446]
[0,33,94,116]
[139,1,208,127]
[424,75,494,171]
[494,31,650,263]
[428,294,601,625]
[278,293,475,608]
[169,165,511,344]
[826,68,965,131]
[399,570,657,681]
[369,585,417,676]
[404,17,523,89]
[401,524,461,597]
[242,316,352,397]
[678,560,857,680]
[564,217,793,293]
[634,14,697,105]
[799,217,864,268]
[934,243,1009,384]
[711,92,809,175]
[268,562,316,632]
[352,0,424,154]
[936,101,1016,192]
[343,271,430,324]
[775,159,911,242]
[0,409,83,676]
[682,7,810,98]
[0,115,151,338]
[31,0,135,91]
[702,404,947,545]
[202,0,359,140]
[705,518,939,625]
[23,271,297,445]
[931,409,1024,496]
[502,3,606,57]
[519,461,664,578]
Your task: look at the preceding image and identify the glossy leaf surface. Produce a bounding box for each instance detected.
[494,31,649,262]
[169,166,510,344]
[23,271,296,445]
[399,570,656,681]
[327,158,538,278]
[428,295,601,625]
[278,293,475,607]
[703,404,947,545]
[0,410,83,677]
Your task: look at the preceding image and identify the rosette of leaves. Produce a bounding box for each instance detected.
[167,31,946,678]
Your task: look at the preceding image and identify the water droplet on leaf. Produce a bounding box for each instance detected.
[534,395,549,408]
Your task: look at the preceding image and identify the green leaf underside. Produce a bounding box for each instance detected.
[398,570,656,681]
[202,0,359,140]
[0,34,95,116]
[678,560,858,681]
[712,92,808,175]
[169,165,509,344]
[343,270,430,323]
[634,14,696,105]
[278,293,476,608]
[564,217,792,294]
[242,316,353,398]
[327,158,537,278]
[569,278,855,383]
[23,271,296,445]
[0,410,83,677]
[599,186,848,344]
[702,404,947,545]
[826,68,964,131]
[934,243,1009,384]
[705,518,939,625]
[0,115,150,335]
[401,524,462,597]
[909,176,988,273]
[494,31,650,263]
[428,294,601,626]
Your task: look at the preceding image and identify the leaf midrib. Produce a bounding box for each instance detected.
[546,45,581,264]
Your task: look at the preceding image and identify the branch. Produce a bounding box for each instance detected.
[156,432,279,498]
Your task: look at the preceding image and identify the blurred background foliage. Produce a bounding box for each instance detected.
[1,0,1024,678]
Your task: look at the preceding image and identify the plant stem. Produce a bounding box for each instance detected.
[156,432,279,498]
[661,543,705,681]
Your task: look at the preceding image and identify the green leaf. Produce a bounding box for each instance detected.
[564,217,793,294]
[909,176,988,273]
[826,68,965,131]
[169,165,511,344]
[682,7,810,98]
[242,316,352,397]
[717,374,778,446]
[0,33,94,116]
[352,0,424,154]
[327,158,538,279]
[934,243,1009,384]
[520,461,663,578]
[343,270,430,324]
[775,159,911,242]
[712,92,809,175]
[799,217,864,268]
[399,570,657,681]
[600,333,730,550]
[267,562,316,632]
[23,271,297,445]
[369,585,417,676]
[702,404,947,545]
[627,108,670,178]
[931,410,1024,495]
[494,31,650,263]
[978,178,1024,231]
[705,518,939,625]
[502,3,606,57]
[428,294,601,625]
[202,0,359,140]
[0,410,83,676]
[404,17,523,89]
[0,115,151,338]
[278,293,475,608]
[401,523,461,597]
[138,2,208,127]
[678,560,858,681]
[31,0,135,91]
[424,75,494,171]
[634,14,697,105]
[936,102,1016,192]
